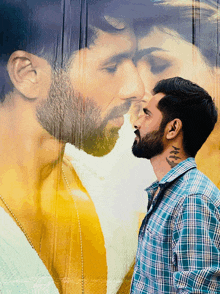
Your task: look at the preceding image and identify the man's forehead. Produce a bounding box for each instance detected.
[90,27,136,53]
[101,51,135,66]
[69,27,137,68]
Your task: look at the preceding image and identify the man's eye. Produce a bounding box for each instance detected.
[104,64,118,73]
[143,109,150,116]
[148,56,171,75]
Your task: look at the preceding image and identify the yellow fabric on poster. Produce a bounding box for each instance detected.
[37,157,107,293]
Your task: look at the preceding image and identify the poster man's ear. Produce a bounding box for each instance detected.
[7,51,51,99]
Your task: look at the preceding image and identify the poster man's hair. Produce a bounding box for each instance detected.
[0,0,126,101]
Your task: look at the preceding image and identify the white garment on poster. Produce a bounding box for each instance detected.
[0,208,59,294]
[65,114,156,293]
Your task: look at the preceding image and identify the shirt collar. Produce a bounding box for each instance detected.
[145,157,196,197]
[159,157,197,185]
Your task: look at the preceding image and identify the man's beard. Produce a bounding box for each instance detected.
[132,123,165,159]
[36,70,130,156]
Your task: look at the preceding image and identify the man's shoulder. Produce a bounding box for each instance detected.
[167,168,220,228]
[183,167,220,192]
[179,167,220,206]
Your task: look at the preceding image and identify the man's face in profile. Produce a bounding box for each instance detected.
[132,94,165,160]
[37,26,144,156]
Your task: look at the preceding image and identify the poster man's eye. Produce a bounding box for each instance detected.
[104,64,118,73]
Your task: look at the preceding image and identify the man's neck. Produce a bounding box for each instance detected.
[0,98,65,208]
[150,144,188,182]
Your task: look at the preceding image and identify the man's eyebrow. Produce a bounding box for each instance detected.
[101,52,134,66]
[134,47,166,63]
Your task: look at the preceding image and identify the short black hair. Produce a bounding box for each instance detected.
[153,77,218,157]
[0,0,126,101]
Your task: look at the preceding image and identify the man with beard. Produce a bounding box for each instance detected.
[0,0,144,293]
[131,77,220,293]
[131,0,220,188]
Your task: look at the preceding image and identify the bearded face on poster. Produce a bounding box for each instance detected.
[0,1,145,293]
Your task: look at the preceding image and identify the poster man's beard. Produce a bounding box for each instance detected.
[36,70,122,156]
[132,126,165,160]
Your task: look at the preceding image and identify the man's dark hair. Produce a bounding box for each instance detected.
[153,77,218,157]
[0,0,127,101]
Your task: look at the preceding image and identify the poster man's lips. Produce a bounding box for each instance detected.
[103,100,132,127]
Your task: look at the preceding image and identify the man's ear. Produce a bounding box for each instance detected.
[165,118,182,140]
[7,50,51,99]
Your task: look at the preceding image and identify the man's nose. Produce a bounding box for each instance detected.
[134,116,143,130]
[118,61,145,101]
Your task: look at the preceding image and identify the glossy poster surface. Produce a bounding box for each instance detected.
[0,0,219,293]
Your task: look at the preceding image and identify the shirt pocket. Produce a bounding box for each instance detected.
[137,226,168,284]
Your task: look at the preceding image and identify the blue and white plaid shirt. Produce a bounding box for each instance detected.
[131,157,220,294]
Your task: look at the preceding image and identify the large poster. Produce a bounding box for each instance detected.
[0,0,219,293]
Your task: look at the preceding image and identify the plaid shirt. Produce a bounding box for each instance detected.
[130,157,220,294]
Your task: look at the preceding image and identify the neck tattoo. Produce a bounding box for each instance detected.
[166,146,181,168]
